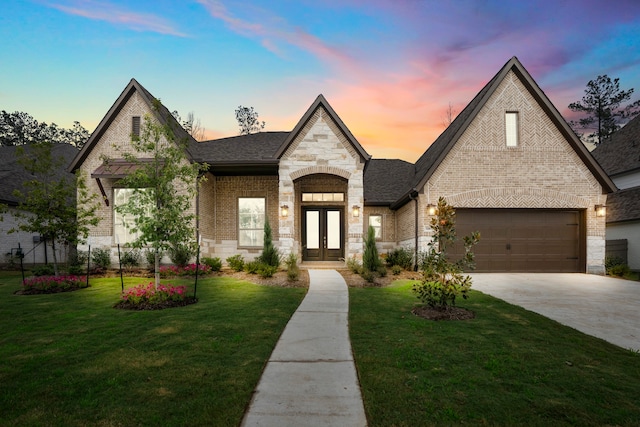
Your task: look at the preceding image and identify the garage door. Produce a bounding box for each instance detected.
[449,209,584,273]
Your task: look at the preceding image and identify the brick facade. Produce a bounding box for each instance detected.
[417,71,607,273]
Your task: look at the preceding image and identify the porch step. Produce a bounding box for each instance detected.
[299,261,346,270]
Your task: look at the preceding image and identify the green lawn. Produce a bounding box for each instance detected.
[0,272,306,426]
[4,272,640,426]
[350,280,640,426]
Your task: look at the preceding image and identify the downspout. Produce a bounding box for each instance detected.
[409,189,419,271]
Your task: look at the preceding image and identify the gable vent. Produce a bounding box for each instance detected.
[132,116,141,139]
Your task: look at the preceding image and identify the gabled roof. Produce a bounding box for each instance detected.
[364,159,415,205]
[274,94,371,163]
[591,114,640,177]
[68,78,196,172]
[391,56,616,209]
[0,144,78,205]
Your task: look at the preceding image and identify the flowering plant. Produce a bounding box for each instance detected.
[121,282,188,305]
[22,275,87,293]
[159,263,211,278]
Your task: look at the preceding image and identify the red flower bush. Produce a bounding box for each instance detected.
[121,282,188,305]
[22,275,87,294]
[159,263,211,278]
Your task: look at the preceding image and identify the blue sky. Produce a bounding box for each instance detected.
[2,0,640,161]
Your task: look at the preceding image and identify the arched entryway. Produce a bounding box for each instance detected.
[294,174,347,261]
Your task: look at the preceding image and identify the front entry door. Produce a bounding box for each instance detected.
[302,207,344,261]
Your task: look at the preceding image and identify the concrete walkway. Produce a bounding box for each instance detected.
[471,273,640,351]
[241,269,367,427]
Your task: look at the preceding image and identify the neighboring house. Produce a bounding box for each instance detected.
[0,144,79,265]
[592,115,640,270]
[69,56,614,273]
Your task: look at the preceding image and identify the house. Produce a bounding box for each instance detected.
[592,115,640,270]
[1,143,79,265]
[69,56,615,273]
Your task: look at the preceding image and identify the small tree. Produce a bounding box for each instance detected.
[363,225,382,272]
[412,197,480,309]
[108,103,207,288]
[235,105,265,135]
[258,217,280,267]
[6,142,100,275]
[568,75,640,145]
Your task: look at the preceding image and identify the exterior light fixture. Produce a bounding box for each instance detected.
[280,205,289,217]
[595,204,606,217]
[427,204,436,216]
[352,205,360,217]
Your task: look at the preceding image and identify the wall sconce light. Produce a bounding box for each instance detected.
[352,205,360,217]
[280,205,289,217]
[595,204,606,217]
[427,204,436,216]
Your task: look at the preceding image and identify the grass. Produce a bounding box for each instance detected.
[350,279,640,426]
[0,271,306,426]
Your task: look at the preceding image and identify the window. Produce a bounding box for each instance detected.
[132,116,141,139]
[505,112,519,147]
[302,193,344,202]
[369,214,382,239]
[114,188,150,244]
[238,198,265,247]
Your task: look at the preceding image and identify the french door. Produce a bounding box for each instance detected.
[302,207,344,261]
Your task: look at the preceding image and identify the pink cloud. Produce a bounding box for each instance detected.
[46,0,188,37]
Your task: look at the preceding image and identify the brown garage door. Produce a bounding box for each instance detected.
[449,209,584,272]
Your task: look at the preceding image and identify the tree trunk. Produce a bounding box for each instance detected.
[51,238,59,276]
[154,248,160,289]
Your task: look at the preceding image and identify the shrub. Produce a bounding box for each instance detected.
[227,254,244,272]
[201,256,222,272]
[168,244,193,268]
[346,255,362,274]
[121,282,188,306]
[244,260,262,274]
[412,197,480,309]
[32,264,55,276]
[392,265,402,275]
[285,253,299,281]
[361,270,376,283]
[121,248,141,271]
[145,249,162,270]
[67,250,88,275]
[91,248,111,271]
[22,275,87,293]
[386,247,414,270]
[608,263,631,277]
[377,265,387,277]
[258,264,278,278]
[257,218,280,268]
[363,226,383,272]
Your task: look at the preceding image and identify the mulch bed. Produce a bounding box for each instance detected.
[412,305,475,321]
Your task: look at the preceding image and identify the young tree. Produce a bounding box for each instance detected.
[171,110,206,141]
[7,142,100,275]
[258,217,280,267]
[363,225,382,272]
[108,104,207,288]
[412,197,480,309]
[235,105,265,135]
[568,75,640,145]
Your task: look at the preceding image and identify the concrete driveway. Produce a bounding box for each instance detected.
[470,273,640,351]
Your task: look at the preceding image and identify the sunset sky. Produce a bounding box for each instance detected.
[2,0,640,162]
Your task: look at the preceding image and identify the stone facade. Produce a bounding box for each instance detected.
[278,107,366,261]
